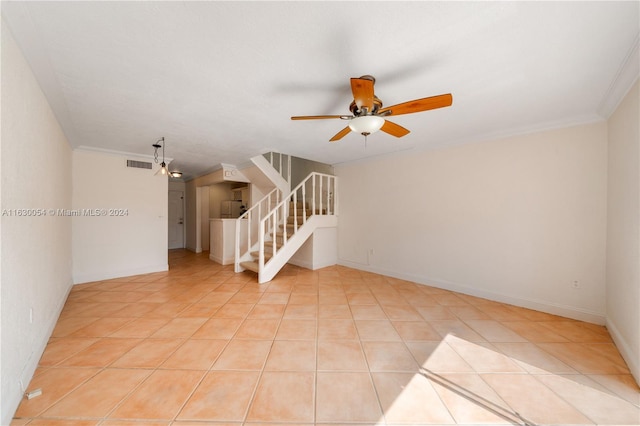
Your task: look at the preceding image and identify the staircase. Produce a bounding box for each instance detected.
[235,171,338,283]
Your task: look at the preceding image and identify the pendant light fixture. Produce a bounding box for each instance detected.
[152,137,168,176]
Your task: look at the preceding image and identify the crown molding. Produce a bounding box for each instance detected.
[598,34,640,118]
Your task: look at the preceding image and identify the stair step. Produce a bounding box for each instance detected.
[287,214,314,224]
[289,201,309,209]
[250,251,273,261]
[240,261,259,273]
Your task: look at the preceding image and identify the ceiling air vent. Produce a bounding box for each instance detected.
[126,159,152,169]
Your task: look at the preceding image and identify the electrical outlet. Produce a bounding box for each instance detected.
[572,280,580,289]
[369,249,374,256]
[29,308,33,324]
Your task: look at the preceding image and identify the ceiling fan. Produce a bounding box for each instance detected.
[291,75,453,142]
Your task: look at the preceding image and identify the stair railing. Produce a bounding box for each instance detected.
[234,187,281,272]
[265,152,291,186]
[257,172,337,273]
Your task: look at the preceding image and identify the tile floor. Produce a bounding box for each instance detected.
[12,249,640,425]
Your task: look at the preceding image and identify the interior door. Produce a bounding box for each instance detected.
[168,190,184,249]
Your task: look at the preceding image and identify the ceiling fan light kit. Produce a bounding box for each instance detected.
[348,115,385,136]
[291,75,453,142]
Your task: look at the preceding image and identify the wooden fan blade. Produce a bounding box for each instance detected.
[350,78,375,111]
[380,120,410,138]
[329,126,351,142]
[291,115,345,120]
[378,93,452,116]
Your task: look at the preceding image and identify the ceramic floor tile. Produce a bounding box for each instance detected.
[58,338,141,367]
[234,319,280,339]
[265,340,316,371]
[149,317,208,338]
[283,304,318,319]
[427,372,514,424]
[318,304,352,319]
[316,372,382,423]
[20,420,99,426]
[275,319,317,340]
[317,340,368,371]
[17,251,638,426]
[432,293,470,306]
[110,369,204,420]
[15,367,100,417]
[463,319,529,342]
[318,319,358,340]
[318,293,348,305]
[355,320,402,341]
[177,303,222,317]
[372,372,455,424]
[430,319,488,342]
[589,374,640,406]
[405,341,475,373]
[108,318,170,338]
[110,302,161,318]
[43,368,151,418]
[346,292,378,305]
[160,339,227,370]
[538,342,631,374]
[110,338,184,368]
[228,292,262,304]
[446,305,492,320]
[350,304,388,320]
[257,292,290,304]
[476,305,530,321]
[415,305,458,321]
[501,320,569,342]
[191,318,243,339]
[101,421,170,426]
[288,293,318,305]
[69,317,133,337]
[248,304,286,319]
[392,320,442,341]
[481,373,594,425]
[212,339,272,370]
[539,321,613,343]
[177,371,259,422]
[38,337,99,366]
[246,371,315,422]
[536,374,640,424]
[382,305,424,321]
[362,341,419,372]
[492,342,578,374]
[213,303,255,318]
[445,335,525,373]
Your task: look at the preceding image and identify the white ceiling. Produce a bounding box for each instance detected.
[3,1,638,180]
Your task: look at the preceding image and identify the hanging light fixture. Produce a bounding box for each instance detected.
[152,137,168,176]
[348,115,385,137]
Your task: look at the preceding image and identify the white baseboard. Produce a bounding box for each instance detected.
[72,264,169,284]
[209,253,233,265]
[606,318,640,386]
[338,259,606,325]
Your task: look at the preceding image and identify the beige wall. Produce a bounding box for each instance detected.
[72,149,168,283]
[1,22,73,425]
[606,79,639,382]
[335,121,608,323]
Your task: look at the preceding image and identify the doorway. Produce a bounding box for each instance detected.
[168,190,185,249]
